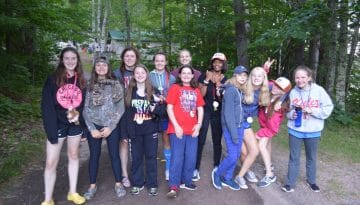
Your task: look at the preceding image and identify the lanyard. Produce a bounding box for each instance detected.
[67,72,78,105]
[156,71,169,92]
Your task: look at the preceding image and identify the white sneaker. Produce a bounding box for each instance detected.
[245,170,258,183]
[234,176,248,189]
[165,170,169,181]
[192,169,200,181]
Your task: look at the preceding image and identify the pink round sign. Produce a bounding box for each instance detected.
[56,83,82,109]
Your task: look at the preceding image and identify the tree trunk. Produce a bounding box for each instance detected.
[308,33,320,81]
[168,12,172,66]
[161,0,166,51]
[92,0,96,33]
[186,0,191,46]
[335,0,349,111]
[100,0,109,53]
[233,0,249,68]
[346,24,359,97]
[124,0,131,46]
[294,41,305,66]
[97,0,101,34]
[325,0,337,96]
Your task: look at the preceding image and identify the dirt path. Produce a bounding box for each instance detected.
[1,129,359,205]
[1,53,358,205]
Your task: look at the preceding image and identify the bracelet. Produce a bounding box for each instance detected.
[203,80,209,85]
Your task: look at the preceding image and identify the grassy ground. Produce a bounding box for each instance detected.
[0,89,44,184]
[271,121,360,164]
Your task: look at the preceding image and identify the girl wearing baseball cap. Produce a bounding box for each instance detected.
[194,52,228,181]
[256,77,291,188]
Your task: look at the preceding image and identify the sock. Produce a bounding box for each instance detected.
[164,148,171,170]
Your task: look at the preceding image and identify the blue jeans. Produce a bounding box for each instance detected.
[196,110,222,170]
[216,127,244,180]
[130,132,158,188]
[87,125,122,184]
[169,134,198,187]
[286,135,319,188]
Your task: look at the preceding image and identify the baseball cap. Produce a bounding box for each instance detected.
[233,65,249,75]
[274,77,292,92]
[211,53,226,61]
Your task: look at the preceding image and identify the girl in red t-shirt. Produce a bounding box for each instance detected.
[165,65,205,198]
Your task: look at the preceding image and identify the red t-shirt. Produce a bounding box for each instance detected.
[166,84,205,135]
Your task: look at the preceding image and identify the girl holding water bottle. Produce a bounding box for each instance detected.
[281,65,333,193]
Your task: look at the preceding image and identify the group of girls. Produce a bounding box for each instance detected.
[40,47,204,204]
[210,58,333,194]
[40,46,333,204]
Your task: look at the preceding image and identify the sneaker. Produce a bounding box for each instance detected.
[307,182,320,192]
[211,169,222,190]
[192,169,200,181]
[122,177,131,188]
[84,186,97,200]
[148,187,158,196]
[281,184,294,193]
[257,175,277,188]
[234,176,248,189]
[245,170,258,183]
[166,186,178,198]
[221,179,241,190]
[115,185,126,198]
[180,183,197,191]
[165,169,169,181]
[67,192,86,205]
[130,186,144,195]
[41,200,54,205]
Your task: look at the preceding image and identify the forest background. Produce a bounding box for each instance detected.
[0,0,358,185]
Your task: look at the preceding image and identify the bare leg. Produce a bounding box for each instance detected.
[120,139,129,186]
[236,128,259,177]
[258,137,273,176]
[240,143,248,163]
[67,135,81,194]
[44,139,65,202]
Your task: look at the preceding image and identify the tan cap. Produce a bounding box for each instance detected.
[211,53,226,61]
[274,77,292,92]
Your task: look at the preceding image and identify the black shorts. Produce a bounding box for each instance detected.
[57,125,83,138]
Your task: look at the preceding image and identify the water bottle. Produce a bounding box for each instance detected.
[294,106,302,127]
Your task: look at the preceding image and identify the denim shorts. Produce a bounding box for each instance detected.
[243,121,252,129]
[57,125,83,138]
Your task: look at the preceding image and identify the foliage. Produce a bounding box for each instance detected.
[0,0,90,95]
[328,104,354,126]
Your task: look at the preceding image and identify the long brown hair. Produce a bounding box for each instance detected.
[55,47,86,89]
[175,64,198,88]
[266,92,289,118]
[125,64,154,107]
[88,57,115,91]
[293,65,313,83]
[119,47,140,74]
[153,52,171,73]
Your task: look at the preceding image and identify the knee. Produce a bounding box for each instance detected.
[45,160,58,171]
[68,150,79,161]
[251,146,260,157]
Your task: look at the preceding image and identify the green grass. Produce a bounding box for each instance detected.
[271,121,360,164]
[0,90,44,184]
[0,127,44,184]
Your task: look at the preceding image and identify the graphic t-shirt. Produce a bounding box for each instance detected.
[166,84,205,135]
[131,94,156,135]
